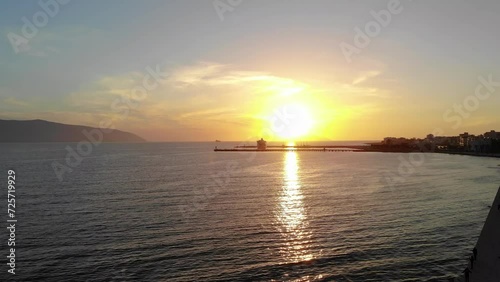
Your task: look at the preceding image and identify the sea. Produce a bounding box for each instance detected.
[1,142,499,281]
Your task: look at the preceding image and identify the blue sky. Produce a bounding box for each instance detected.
[1,0,500,141]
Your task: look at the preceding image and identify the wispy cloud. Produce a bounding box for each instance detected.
[1,97,32,108]
[176,107,236,120]
[352,71,381,85]
[169,62,308,94]
[2,61,395,140]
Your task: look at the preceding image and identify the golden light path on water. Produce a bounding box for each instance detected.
[276,151,314,264]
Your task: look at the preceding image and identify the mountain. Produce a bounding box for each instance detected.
[0,119,146,143]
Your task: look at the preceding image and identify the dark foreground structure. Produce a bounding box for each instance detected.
[456,186,500,281]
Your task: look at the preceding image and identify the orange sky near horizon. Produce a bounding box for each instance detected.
[1,1,500,141]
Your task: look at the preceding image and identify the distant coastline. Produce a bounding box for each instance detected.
[0,119,146,143]
[365,130,500,158]
[215,130,500,159]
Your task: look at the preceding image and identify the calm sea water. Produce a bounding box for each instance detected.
[1,142,499,281]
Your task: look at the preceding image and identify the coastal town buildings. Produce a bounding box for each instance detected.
[374,130,500,153]
[431,130,500,153]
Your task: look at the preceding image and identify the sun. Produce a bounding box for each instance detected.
[269,103,314,140]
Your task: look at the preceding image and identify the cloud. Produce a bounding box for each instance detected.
[57,62,321,139]
[1,97,31,108]
[169,62,227,86]
[2,61,395,140]
[66,73,143,110]
[169,62,308,94]
[5,38,49,57]
[352,71,381,85]
[176,107,236,120]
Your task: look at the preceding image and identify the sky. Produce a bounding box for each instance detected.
[1,0,500,141]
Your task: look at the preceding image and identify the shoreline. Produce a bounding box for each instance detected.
[455,186,500,281]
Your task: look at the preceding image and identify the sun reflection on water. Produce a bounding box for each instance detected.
[276,151,314,263]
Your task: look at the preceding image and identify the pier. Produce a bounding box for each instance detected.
[233,145,369,150]
[214,139,366,152]
[213,138,447,153]
[214,148,359,152]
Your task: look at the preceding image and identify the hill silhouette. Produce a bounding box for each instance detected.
[0,119,146,143]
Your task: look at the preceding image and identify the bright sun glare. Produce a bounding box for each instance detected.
[270,104,314,140]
